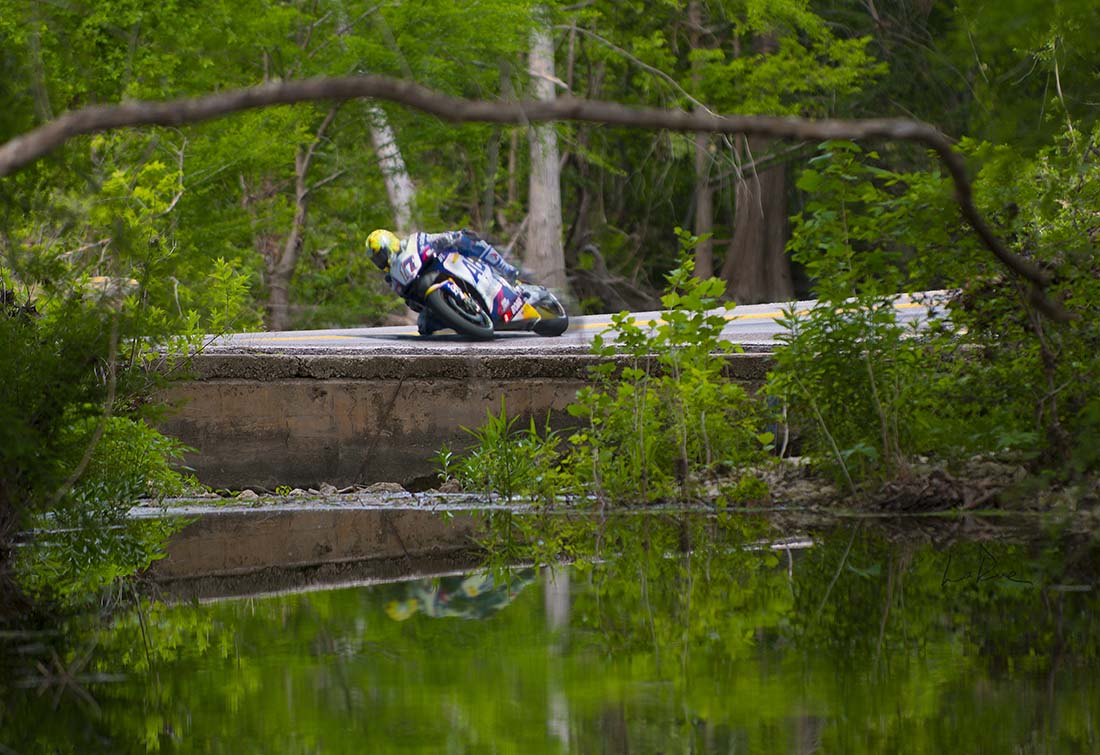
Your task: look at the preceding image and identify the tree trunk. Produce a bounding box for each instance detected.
[264,176,304,330]
[265,150,310,331]
[482,127,500,233]
[265,108,338,331]
[720,135,793,304]
[527,11,567,291]
[368,104,416,235]
[689,0,714,278]
[693,132,714,277]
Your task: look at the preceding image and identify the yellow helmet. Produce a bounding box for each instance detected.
[366,229,401,271]
[384,598,419,621]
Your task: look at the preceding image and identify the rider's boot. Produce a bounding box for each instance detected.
[417,309,443,336]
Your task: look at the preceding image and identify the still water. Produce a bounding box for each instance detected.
[6,512,1100,753]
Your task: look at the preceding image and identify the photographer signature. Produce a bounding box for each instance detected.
[941,544,1033,588]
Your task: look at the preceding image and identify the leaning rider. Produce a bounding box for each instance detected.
[366,228,523,335]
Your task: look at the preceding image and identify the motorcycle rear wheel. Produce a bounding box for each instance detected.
[426,285,494,340]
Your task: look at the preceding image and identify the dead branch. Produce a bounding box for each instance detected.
[0,73,1066,319]
[306,168,346,196]
[153,137,187,218]
[709,141,814,187]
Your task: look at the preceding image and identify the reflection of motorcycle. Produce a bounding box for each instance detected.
[384,569,537,622]
[389,245,569,340]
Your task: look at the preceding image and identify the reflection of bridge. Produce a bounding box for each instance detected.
[159,295,942,490]
[138,501,483,601]
[142,496,814,616]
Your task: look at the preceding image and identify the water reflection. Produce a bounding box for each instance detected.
[383,569,537,621]
[3,513,1099,753]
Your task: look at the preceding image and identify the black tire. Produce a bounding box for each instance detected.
[426,285,495,340]
[533,315,569,337]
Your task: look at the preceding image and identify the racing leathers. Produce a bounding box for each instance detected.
[384,230,522,335]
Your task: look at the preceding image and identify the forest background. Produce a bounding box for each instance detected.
[2,0,1100,608]
[7,0,1096,329]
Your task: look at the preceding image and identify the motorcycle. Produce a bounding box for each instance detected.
[390,245,569,340]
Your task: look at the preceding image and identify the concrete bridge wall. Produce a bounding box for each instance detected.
[159,351,772,490]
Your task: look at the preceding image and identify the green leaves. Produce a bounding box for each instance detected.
[773,127,1100,486]
[441,400,566,503]
[569,255,756,502]
[439,234,767,505]
[789,142,961,301]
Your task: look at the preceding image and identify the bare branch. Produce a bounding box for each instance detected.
[301,10,333,52]
[709,141,814,187]
[558,25,715,114]
[59,237,112,260]
[298,106,339,188]
[306,169,346,196]
[0,73,1066,319]
[154,137,187,218]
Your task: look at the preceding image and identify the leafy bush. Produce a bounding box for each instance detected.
[0,138,243,610]
[440,234,770,505]
[567,239,768,503]
[769,298,941,488]
[941,129,1100,476]
[1,300,193,606]
[438,401,566,503]
[772,133,1100,488]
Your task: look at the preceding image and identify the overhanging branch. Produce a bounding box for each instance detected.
[0,73,1067,320]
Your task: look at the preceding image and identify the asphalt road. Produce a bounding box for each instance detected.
[209,292,946,355]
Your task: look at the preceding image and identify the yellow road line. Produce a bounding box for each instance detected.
[576,299,928,331]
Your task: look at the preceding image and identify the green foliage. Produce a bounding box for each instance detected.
[442,234,768,504]
[770,298,940,486]
[773,130,1100,487]
[65,416,194,499]
[443,401,566,502]
[568,239,767,502]
[947,0,1100,147]
[16,489,183,607]
[288,241,398,329]
[789,140,960,297]
[0,292,194,603]
[940,128,1100,474]
[772,142,1003,484]
[718,471,770,505]
[700,31,884,118]
[0,145,215,607]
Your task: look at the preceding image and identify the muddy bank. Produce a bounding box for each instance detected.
[752,456,1100,516]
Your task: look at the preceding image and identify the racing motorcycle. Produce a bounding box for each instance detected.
[390,244,569,340]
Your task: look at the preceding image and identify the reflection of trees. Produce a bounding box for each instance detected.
[779,523,1100,753]
[3,515,1098,752]
[481,512,1100,753]
[482,511,807,751]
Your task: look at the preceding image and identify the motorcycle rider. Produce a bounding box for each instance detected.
[366,228,524,335]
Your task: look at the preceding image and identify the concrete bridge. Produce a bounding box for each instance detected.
[158,296,938,490]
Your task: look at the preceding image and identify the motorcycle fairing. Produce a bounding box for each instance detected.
[389,242,425,289]
[437,253,532,323]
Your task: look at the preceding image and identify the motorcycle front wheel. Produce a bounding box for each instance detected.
[426,285,494,340]
[533,315,569,336]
